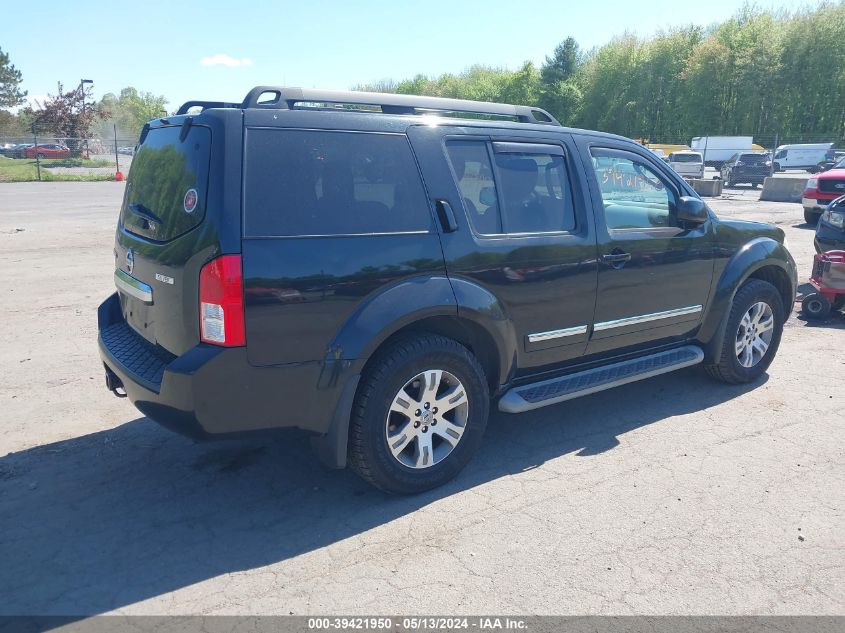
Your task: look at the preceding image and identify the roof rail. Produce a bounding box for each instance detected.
[176,100,241,115]
[238,86,560,126]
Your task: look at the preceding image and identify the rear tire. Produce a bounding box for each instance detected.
[347,334,489,494]
[705,279,785,384]
[801,293,831,319]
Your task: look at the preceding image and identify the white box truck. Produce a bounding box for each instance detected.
[772,143,835,172]
[690,136,754,167]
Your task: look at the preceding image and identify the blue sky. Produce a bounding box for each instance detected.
[6,0,810,112]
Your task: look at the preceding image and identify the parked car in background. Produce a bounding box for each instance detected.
[11,143,34,158]
[690,136,754,167]
[0,143,18,156]
[117,146,135,156]
[24,144,71,159]
[802,159,845,225]
[720,152,771,188]
[814,194,845,252]
[772,143,834,172]
[807,150,845,174]
[668,151,704,178]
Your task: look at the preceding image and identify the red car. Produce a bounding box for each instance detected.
[24,144,71,159]
[803,157,845,225]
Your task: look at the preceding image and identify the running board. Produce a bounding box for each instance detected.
[498,345,704,413]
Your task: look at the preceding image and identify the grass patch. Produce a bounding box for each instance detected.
[43,157,114,168]
[0,157,116,182]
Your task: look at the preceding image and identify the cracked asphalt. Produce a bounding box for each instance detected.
[0,182,842,615]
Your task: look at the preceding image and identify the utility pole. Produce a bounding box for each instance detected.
[79,79,93,157]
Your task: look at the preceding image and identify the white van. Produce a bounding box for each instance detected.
[668,151,705,178]
[772,143,834,171]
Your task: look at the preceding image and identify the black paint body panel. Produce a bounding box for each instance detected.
[97,104,797,463]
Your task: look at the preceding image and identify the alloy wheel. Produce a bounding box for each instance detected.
[735,301,775,368]
[385,369,469,469]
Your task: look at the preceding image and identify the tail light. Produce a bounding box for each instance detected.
[199,255,245,346]
[806,178,819,190]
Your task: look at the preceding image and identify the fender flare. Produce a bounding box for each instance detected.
[313,275,517,469]
[699,237,796,362]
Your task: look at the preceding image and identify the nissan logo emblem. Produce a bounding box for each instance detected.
[126,248,135,275]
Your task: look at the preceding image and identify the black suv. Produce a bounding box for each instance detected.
[98,87,797,494]
[720,152,772,187]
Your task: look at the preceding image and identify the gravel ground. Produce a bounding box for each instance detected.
[0,182,842,616]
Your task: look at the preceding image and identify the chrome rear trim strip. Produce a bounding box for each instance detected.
[114,269,153,304]
[593,305,702,332]
[527,325,588,343]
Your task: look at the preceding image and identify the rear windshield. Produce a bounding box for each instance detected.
[670,153,702,163]
[741,154,769,164]
[121,125,211,242]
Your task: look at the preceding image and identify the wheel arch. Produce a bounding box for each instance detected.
[312,276,513,469]
[699,237,796,363]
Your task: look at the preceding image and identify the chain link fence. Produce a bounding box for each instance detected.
[0,135,137,181]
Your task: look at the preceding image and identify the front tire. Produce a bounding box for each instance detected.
[347,334,489,494]
[804,209,821,225]
[705,279,785,384]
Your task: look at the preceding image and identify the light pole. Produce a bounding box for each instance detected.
[79,79,93,157]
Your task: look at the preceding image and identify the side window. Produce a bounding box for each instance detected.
[493,150,575,233]
[590,149,675,231]
[445,140,576,235]
[444,140,501,234]
[244,129,431,236]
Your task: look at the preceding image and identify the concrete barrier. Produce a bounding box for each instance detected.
[759,176,808,203]
[688,178,723,197]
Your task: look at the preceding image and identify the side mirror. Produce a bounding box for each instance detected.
[676,196,708,224]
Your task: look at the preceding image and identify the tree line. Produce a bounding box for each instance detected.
[356,2,845,146]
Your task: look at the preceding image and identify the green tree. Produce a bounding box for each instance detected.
[0,47,26,109]
[24,82,106,155]
[541,36,581,85]
[96,87,168,140]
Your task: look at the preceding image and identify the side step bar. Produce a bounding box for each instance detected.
[498,345,704,413]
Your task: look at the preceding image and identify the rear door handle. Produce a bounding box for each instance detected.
[601,251,632,268]
[435,199,458,233]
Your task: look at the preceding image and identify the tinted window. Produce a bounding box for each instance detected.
[494,151,575,233]
[740,154,768,164]
[122,125,211,242]
[444,140,501,234]
[591,150,675,230]
[670,153,702,163]
[446,140,575,235]
[245,130,430,236]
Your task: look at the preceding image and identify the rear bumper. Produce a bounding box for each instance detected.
[97,292,353,441]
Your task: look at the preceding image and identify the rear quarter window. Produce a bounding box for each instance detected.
[244,129,432,236]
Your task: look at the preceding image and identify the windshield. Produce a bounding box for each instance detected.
[835,157,845,169]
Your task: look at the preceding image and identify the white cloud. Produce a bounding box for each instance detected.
[200,54,253,68]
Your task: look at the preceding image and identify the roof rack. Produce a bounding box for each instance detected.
[175,100,242,115]
[177,87,559,125]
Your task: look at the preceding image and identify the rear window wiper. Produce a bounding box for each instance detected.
[128,203,163,225]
